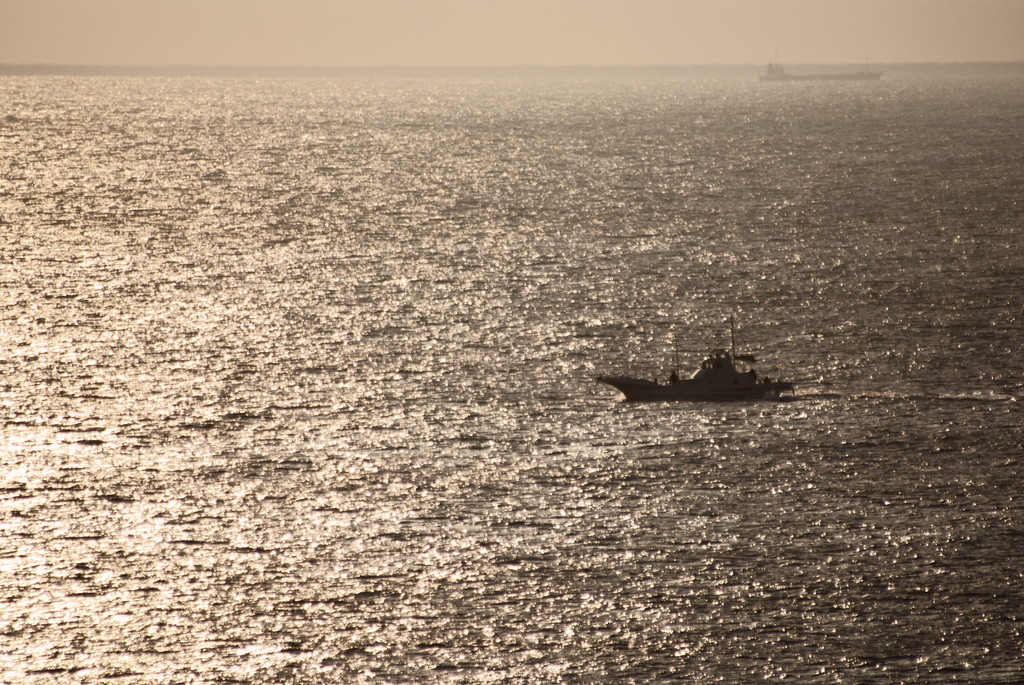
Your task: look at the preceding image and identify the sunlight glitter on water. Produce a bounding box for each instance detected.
[2,69,1023,682]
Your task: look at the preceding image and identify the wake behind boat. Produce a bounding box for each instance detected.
[597,318,795,402]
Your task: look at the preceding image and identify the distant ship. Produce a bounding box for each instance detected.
[596,318,796,402]
[761,62,882,81]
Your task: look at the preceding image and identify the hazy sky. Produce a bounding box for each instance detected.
[2,0,1023,67]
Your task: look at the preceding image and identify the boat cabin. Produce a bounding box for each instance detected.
[700,350,734,371]
[691,350,756,387]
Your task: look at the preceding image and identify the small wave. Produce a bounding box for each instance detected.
[765,395,801,403]
[95,493,134,503]
[230,545,274,554]
[922,392,1015,403]
[847,390,1016,403]
[60,534,104,541]
[180,419,222,431]
[221,411,270,421]
[799,392,843,400]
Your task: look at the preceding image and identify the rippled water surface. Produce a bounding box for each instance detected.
[2,66,1023,682]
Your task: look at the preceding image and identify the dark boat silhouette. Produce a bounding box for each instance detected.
[597,318,795,402]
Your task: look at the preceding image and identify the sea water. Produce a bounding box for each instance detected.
[1,65,1022,682]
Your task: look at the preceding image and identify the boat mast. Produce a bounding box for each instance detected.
[672,328,683,376]
[730,315,736,358]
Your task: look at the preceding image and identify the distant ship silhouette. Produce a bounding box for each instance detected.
[761,62,882,81]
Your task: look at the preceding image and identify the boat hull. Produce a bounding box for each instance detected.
[597,376,795,402]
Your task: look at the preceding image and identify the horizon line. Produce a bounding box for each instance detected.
[3,60,1023,74]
